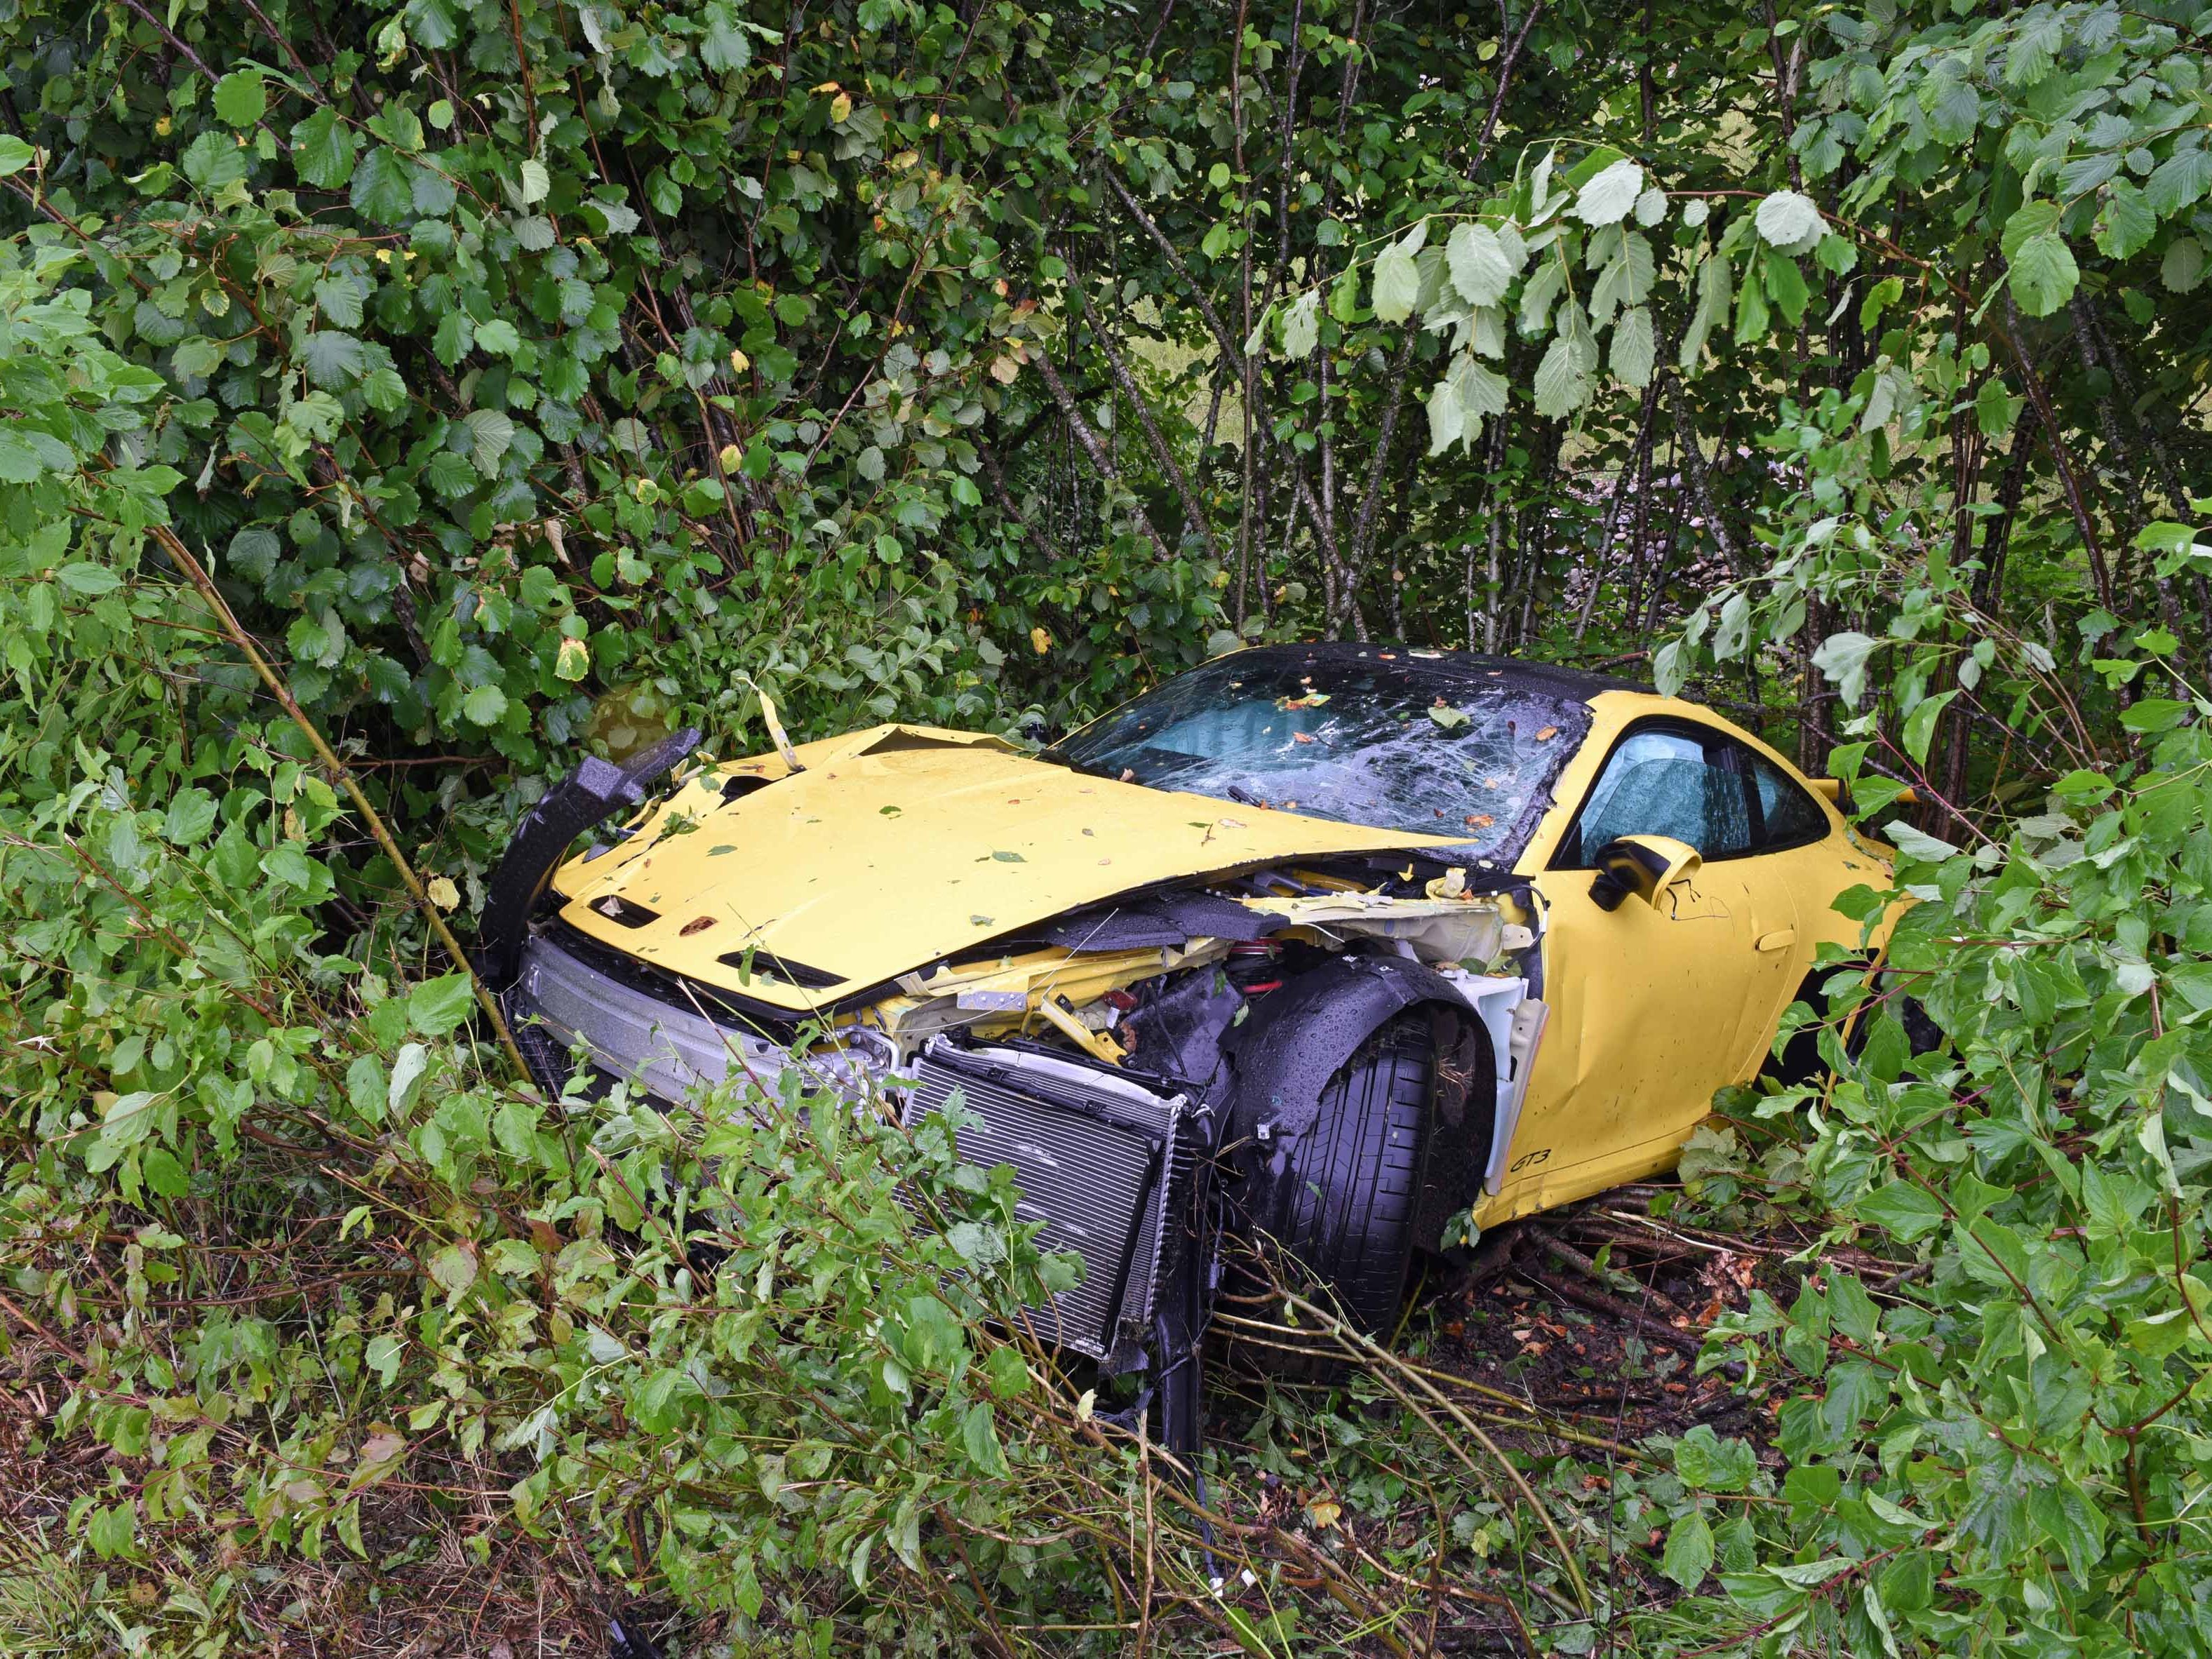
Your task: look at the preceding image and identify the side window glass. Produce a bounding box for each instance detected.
[1564,729,1752,865]
[1750,754,1828,849]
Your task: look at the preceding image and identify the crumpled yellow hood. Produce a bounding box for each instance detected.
[547,723,1461,1011]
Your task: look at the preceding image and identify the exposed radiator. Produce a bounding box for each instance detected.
[903,1039,1196,1369]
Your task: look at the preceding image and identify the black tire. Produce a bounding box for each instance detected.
[1240,1012,1435,1383]
[1769,961,1939,1087]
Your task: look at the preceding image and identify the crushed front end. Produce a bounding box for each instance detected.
[476,730,1550,1454]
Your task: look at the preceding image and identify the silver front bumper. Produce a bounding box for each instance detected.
[509,933,892,1103]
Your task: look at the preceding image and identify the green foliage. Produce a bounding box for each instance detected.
[4,0,2211,1650]
[1662,723,2212,1654]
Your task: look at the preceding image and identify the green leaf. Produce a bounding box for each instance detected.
[161,787,217,843]
[961,1401,1010,1476]
[474,318,521,356]
[431,308,473,367]
[291,108,357,188]
[1999,200,2060,262]
[2007,232,2079,316]
[388,1043,429,1115]
[408,972,478,1036]
[1279,289,1320,359]
[142,1146,190,1198]
[351,147,415,223]
[1762,248,1811,325]
[462,683,510,725]
[984,1345,1031,1399]
[314,273,366,328]
[213,68,267,128]
[462,408,516,474]
[1674,1425,1759,1491]
[301,331,366,389]
[1885,821,1959,862]
[2161,236,2206,295]
[57,563,123,595]
[1731,262,1770,344]
[0,135,36,177]
[1445,222,1519,307]
[1974,377,2016,440]
[1770,1557,1856,1589]
[347,1054,388,1123]
[1425,377,1463,455]
[1450,354,1507,424]
[2120,697,2189,733]
[1517,255,1565,335]
[1531,330,1593,419]
[1900,690,1956,765]
[2145,146,2212,218]
[1610,304,1655,389]
[2093,180,2157,260]
[1661,1509,1715,1589]
[1754,189,1825,250]
[1856,1178,1947,1242]
[181,132,248,192]
[1678,253,1729,372]
[427,1242,478,1299]
[1573,159,1644,226]
[1371,231,1423,323]
[86,1503,136,1561]
[702,0,754,72]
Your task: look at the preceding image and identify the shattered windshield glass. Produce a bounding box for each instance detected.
[1050,650,1593,861]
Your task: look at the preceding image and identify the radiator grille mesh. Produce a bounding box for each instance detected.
[904,1042,1188,1363]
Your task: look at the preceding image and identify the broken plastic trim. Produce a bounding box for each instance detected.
[475,725,701,992]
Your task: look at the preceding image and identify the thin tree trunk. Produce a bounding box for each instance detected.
[2000,293,2112,611]
[1660,368,1743,575]
[1346,321,1425,575]
[2084,300,2212,664]
[2068,295,2187,653]
[1080,291,1223,563]
[1027,342,1178,565]
[1574,382,1661,643]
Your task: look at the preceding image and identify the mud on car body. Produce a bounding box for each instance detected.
[477,644,1891,1447]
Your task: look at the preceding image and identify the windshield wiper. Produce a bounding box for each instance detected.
[1035,746,1120,782]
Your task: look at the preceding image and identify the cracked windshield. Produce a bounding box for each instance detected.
[1052,654,1590,858]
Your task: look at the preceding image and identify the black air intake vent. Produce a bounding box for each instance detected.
[716,948,845,989]
[904,1040,1194,1368]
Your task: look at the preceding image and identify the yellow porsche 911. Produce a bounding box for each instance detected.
[478,643,1888,1432]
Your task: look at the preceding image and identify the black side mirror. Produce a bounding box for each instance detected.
[1588,834,1703,912]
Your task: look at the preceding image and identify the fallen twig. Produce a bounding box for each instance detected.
[1536,1230,1695,1324]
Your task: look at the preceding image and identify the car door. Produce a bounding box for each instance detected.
[1503,720,1798,1205]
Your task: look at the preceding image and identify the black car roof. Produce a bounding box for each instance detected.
[1209,641,1653,702]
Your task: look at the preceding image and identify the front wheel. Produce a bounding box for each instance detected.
[1236,1013,1435,1382]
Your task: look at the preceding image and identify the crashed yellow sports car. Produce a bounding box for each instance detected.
[478,643,1886,1434]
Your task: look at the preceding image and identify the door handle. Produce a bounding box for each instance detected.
[1755,927,1797,953]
